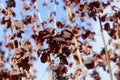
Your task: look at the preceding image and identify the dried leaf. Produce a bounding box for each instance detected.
[83,45,92,55]
[108,29,116,39]
[101,14,107,22]
[6,42,14,50]
[91,70,101,80]
[104,23,110,31]
[73,54,79,63]
[84,58,94,69]
[6,0,16,8]
[56,21,65,28]
[17,57,30,71]
[61,30,73,40]
[81,30,91,39]
[40,53,48,63]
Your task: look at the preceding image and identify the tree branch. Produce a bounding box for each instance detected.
[98,15,113,80]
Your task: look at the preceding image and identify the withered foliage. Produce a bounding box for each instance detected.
[0,0,120,80]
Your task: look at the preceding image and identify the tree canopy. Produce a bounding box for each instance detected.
[0,0,120,80]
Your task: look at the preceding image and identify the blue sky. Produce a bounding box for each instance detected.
[0,0,120,80]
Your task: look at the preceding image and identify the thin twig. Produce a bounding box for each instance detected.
[65,5,78,74]
[73,37,85,80]
[115,22,120,56]
[66,5,85,80]
[53,0,57,28]
[34,2,45,29]
[98,15,113,80]
[44,0,52,28]
[31,12,38,31]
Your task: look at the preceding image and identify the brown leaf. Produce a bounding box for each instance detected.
[72,25,80,34]
[118,11,120,20]
[40,53,48,63]
[37,49,41,57]
[83,45,92,55]
[56,21,65,28]
[14,40,21,48]
[115,71,120,80]
[58,54,68,65]
[6,42,14,50]
[17,57,30,71]
[22,3,32,10]
[62,47,71,57]
[89,1,100,8]
[91,70,101,80]
[102,2,110,9]
[73,54,79,63]
[104,23,110,31]
[81,30,91,39]
[79,4,84,11]
[75,68,81,76]
[0,8,8,15]
[84,58,94,69]
[1,16,11,24]
[10,33,16,39]
[6,0,16,8]
[108,29,116,39]
[100,48,107,61]
[88,32,95,41]
[31,0,37,3]
[61,30,73,40]
[70,73,75,79]
[54,65,68,76]
[70,0,80,4]
[101,14,107,22]
[49,39,61,53]
[17,30,24,38]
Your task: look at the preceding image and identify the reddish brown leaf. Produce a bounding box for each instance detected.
[108,29,116,39]
[58,54,68,65]
[101,14,107,22]
[73,54,79,63]
[84,58,94,69]
[118,11,120,20]
[56,21,65,28]
[115,71,120,80]
[6,0,16,8]
[72,25,80,34]
[1,16,11,25]
[40,53,48,63]
[17,30,24,38]
[37,49,41,57]
[88,32,95,41]
[79,4,84,11]
[5,43,14,50]
[62,47,71,57]
[31,0,37,3]
[17,57,30,71]
[83,45,92,55]
[82,30,91,39]
[0,8,8,15]
[89,1,100,9]
[104,23,110,31]
[91,70,101,80]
